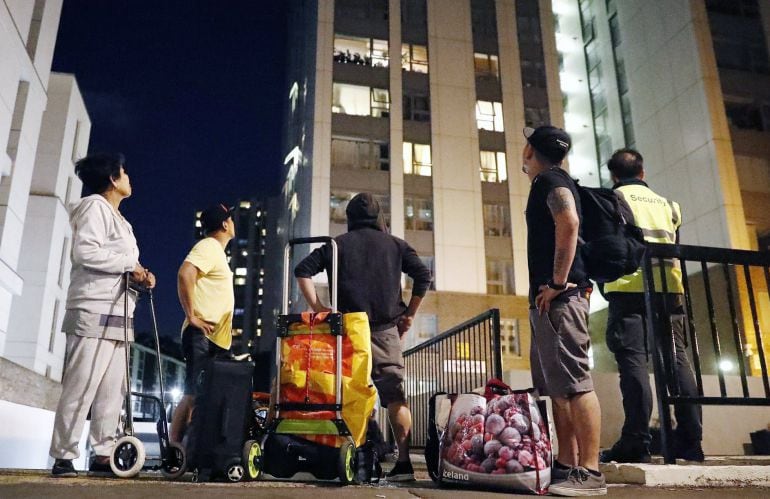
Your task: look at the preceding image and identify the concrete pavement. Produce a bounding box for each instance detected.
[2,469,770,498]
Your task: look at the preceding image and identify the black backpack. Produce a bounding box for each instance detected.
[574,181,646,283]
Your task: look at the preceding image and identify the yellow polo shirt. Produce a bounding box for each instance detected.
[182,237,234,350]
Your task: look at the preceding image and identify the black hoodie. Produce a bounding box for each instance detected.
[294,193,432,330]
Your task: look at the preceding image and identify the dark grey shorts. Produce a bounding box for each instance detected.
[529,295,594,398]
[370,327,406,406]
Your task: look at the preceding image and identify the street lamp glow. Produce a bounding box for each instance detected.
[718,360,734,372]
[170,387,182,402]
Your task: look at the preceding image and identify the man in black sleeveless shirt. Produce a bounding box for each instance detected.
[523,126,606,496]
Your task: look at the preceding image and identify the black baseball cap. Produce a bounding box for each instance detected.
[200,204,233,234]
[523,126,572,163]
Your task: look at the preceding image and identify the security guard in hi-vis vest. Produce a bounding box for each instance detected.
[599,149,703,464]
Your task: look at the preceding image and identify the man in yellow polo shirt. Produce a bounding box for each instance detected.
[170,204,235,443]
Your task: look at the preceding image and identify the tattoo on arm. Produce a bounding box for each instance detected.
[546,187,576,217]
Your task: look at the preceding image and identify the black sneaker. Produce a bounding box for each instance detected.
[89,457,116,476]
[599,441,651,464]
[51,459,78,478]
[548,466,607,496]
[674,444,704,462]
[385,460,414,482]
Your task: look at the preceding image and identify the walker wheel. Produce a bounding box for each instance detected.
[110,435,146,478]
[338,440,356,485]
[242,440,262,480]
[160,441,187,479]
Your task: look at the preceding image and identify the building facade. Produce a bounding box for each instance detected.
[0,0,66,363]
[5,73,90,380]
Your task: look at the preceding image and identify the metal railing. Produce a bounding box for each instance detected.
[643,243,770,464]
[402,309,503,447]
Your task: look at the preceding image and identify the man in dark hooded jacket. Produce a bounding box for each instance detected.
[294,192,432,482]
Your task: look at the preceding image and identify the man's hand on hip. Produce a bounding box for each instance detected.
[397,315,413,338]
[536,283,576,315]
[188,315,215,335]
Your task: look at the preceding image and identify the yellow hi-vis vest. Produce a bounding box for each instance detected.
[603,183,684,294]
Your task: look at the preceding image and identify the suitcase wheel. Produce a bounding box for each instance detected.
[225,459,246,482]
[110,435,146,478]
[242,439,262,480]
[338,440,356,485]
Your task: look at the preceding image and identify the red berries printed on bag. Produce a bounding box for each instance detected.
[442,392,551,474]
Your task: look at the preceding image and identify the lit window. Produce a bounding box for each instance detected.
[483,203,511,236]
[258,288,263,296]
[474,53,499,78]
[401,43,428,73]
[234,277,246,286]
[486,260,514,295]
[402,142,432,176]
[404,196,433,231]
[261,229,266,236]
[195,220,201,227]
[333,35,389,68]
[332,83,390,118]
[241,250,248,256]
[235,267,247,276]
[479,150,507,182]
[331,191,391,226]
[239,201,251,208]
[476,101,504,131]
[332,138,389,171]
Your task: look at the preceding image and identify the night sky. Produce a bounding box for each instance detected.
[52,1,288,336]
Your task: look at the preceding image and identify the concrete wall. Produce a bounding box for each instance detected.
[0,0,63,357]
[5,73,90,379]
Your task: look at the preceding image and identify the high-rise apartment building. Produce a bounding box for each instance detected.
[279,0,770,373]
[194,199,269,354]
[279,0,572,365]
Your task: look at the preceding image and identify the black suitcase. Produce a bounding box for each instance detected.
[187,358,255,482]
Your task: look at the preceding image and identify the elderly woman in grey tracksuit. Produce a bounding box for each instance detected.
[49,153,155,477]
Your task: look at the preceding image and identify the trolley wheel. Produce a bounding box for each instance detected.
[242,440,262,481]
[337,441,356,485]
[160,442,187,480]
[225,459,246,482]
[110,435,146,478]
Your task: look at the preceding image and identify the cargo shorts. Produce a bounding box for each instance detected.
[529,294,594,398]
[370,326,407,406]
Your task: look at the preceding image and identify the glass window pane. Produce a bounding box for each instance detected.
[493,102,504,131]
[401,43,411,70]
[497,152,507,181]
[334,35,369,65]
[371,38,389,67]
[403,142,413,174]
[489,55,499,76]
[333,83,371,116]
[412,45,428,72]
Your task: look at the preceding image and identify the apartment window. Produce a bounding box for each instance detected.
[57,238,69,287]
[404,196,433,231]
[500,318,521,356]
[521,59,546,88]
[235,277,246,286]
[403,93,430,121]
[48,299,60,353]
[479,150,507,182]
[486,259,514,295]
[402,142,432,176]
[474,53,499,78]
[71,121,81,162]
[331,191,391,226]
[483,203,511,236]
[332,83,390,117]
[475,101,504,131]
[724,99,770,131]
[471,0,498,38]
[524,107,549,128]
[401,44,428,73]
[516,14,542,44]
[332,137,390,171]
[333,35,389,67]
[578,0,595,43]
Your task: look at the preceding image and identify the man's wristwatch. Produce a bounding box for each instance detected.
[546,279,567,291]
